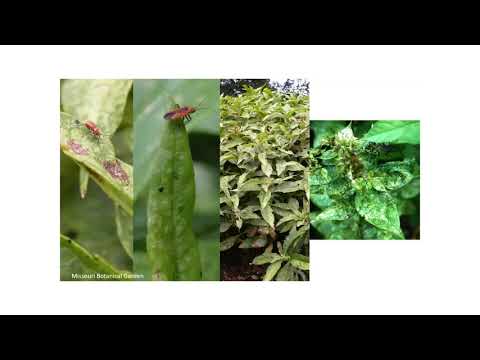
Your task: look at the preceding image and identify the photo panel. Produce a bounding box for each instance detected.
[309,120,420,240]
[133,79,220,281]
[59,78,311,281]
[220,79,310,281]
[60,79,134,280]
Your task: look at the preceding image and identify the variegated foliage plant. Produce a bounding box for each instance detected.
[220,86,309,281]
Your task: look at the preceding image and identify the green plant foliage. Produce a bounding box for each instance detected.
[220,85,309,280]
[310,120,420,240]
[60,80,133,280]
[133,79,220,281]
[60,234,130,280]
[362,120,420,144]
[60,80,133,214]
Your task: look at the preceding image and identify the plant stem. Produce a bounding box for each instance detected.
[60,234,130,279]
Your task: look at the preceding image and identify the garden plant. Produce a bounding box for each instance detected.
[220,85,310,281]
[310,120,420,240]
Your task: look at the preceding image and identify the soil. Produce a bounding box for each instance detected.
[221,247,267,281]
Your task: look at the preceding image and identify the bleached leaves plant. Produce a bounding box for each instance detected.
[310,120,420,240]
[220,86,309,281]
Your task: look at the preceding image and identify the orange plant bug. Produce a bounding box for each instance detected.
[84,120,103,139]
[163,96,207,123]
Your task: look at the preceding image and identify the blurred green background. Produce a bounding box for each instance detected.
[133,79,220,280]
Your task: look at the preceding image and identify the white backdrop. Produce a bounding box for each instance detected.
[0,45,478,314]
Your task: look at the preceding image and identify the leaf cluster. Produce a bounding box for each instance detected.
[310,121,420,240]
[220,85,310,280]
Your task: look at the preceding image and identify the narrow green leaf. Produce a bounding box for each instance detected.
[258,152,273,177]
[289,254,309,271]
[258,190,271,209]
[146,120,201,281]
[263,260,284,281]
[60,234,129,278]
[252,252,284,265]
[260,205,275,228]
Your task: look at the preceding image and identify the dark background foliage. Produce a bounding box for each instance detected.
[220,79,309,97]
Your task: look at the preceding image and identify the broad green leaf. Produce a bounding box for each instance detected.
[61,79,132,135]
[310,193,332,209]
[362,120,420,144]
[61,112,133,216]
[312,204,351,221]
[355,189,402,237]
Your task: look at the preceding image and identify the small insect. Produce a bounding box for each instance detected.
[163,96,207,123]
[84,120,103,139]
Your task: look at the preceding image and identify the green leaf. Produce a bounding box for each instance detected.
[60,234,129,278]
[275,263,296,281]
[260,205,275,228]
[273,180,305,193]
[61,79,132,135]
[114,205,133,259]
[263,260,284,281]
[61,114,133,216]
[135,80,220,280]
[258,152,273,177]
[313,204,352,221]
[289,254,309,271]
[258,190,272,209]
[252,252,284,265]
[400,177,420,199]
[355,189,403,237]
[310,193,332,209]
[362,120,420,144]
